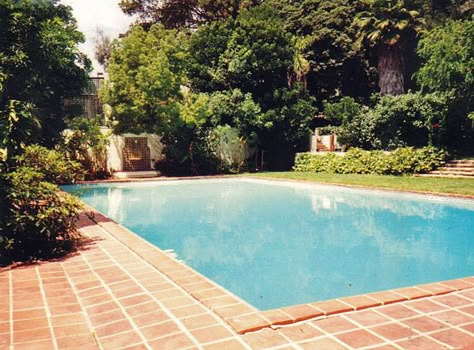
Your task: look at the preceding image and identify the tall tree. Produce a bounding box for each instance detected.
[354,0,425,95]
[94,28,112,71]
[269,0,374,101]
[101,25,189,134]
[417,19,474,152]
[119,0,261,29]
[0,0,90,145]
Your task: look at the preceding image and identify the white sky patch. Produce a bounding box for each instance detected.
[60,0,135,75]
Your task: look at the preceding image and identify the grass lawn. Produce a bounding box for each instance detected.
[247,172,474,197]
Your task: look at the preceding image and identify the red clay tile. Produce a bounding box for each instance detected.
[434,294,472,308]
[402,316,447,332]
[311,299,353,316]
[125,301,161,317]
[431,310,474,326]
[49,303,82,316]
[367,291,408,305]
[13,327,51,343]
[440,279,474,290]
[430,328,474,348]
[191,325,233,343]
[119,294,153,307]
[13,308,47,321]
[120,343,148,350]
[13,317,49,332]
[396,336,448,350]
[13,339,55,350]
[160,296,197,309]
[213,304,254,319]
[300,336,347,350]
[339,295,382,310]
[226,313,271,334]
[243,328,289,350]
[377,304,420,319]
[99,330,143,348]
[371,322,416,340]
[281,304,324,322]
[202,338,247,350]
[181,313,221,331]
[278,323,323,342]
[85,301,120,316]
[313,316,358,333]
[112,285,144,299]
[459,289,474,301]
[148,332,196,350]
[53,323,91,338]
[408,299,447,313]
[345,309,391,327]
[132,310,171,327]
[191,288,226,300]
[418,283,455,295]
[82,293,113,307]
[152,288,184,300]
[141,320,181,340]
[89,309,127,327]
[394,287,430,300]
[461,322,474,333]
[261,309,293,326]
[95,319,133,337]
[336,329,384,348]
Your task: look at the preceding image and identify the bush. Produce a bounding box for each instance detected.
[0,167,83,265]
[15,145,84,184]
[293,147,446,175]
[337,93,449,150]
[59,117,110,180]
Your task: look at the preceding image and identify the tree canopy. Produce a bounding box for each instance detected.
[0,0,90,147]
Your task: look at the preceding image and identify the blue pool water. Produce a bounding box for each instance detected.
[64,179,474,310]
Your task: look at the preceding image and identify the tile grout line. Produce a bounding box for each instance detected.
[76,234,154,350]
[8,271,12,350]
[93,243,205,350]
[59,258,103,350]
[371,301,465,348]
[35,266,59,350]
[89,221,252,350]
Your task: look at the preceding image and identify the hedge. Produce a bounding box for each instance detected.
[293,147,446,175]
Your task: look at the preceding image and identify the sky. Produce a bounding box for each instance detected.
[60,0,135,75]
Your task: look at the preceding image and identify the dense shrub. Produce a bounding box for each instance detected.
[15,145,84,184]
[59,117,110,180]
[0,167,83,265]
[337,93,449,150]
[294,147,446,175]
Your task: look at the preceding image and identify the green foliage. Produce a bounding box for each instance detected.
[270,0,373,99]
[0,100,40,162]
[294,146,446,175]
[59,117,110,180]
[323,97,362,125]
[119,0,260,28]
[102,24,188,135]
[207,89,264,135]
[417,19,473,113]
[0,0,90,144]
[337,92,449,149]
[0,167,82,265]
[15,145,84,185]
[354,0,425,95]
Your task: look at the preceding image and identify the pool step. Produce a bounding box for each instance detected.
[113,170,161,179]
[418,159,474,178]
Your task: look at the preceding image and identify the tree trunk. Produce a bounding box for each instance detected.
[377,45,405,95]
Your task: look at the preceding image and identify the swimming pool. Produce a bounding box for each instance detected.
[65,178,474,310]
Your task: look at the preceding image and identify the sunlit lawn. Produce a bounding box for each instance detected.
[247,172,474,197]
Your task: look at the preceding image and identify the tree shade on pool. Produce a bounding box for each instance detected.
[64,179,474,310]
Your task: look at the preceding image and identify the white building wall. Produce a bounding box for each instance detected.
[101,128,164,172]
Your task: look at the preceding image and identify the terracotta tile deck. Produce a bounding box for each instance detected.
[2,209,474,349]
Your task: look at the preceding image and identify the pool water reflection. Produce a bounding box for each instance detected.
[65,179,474,310]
